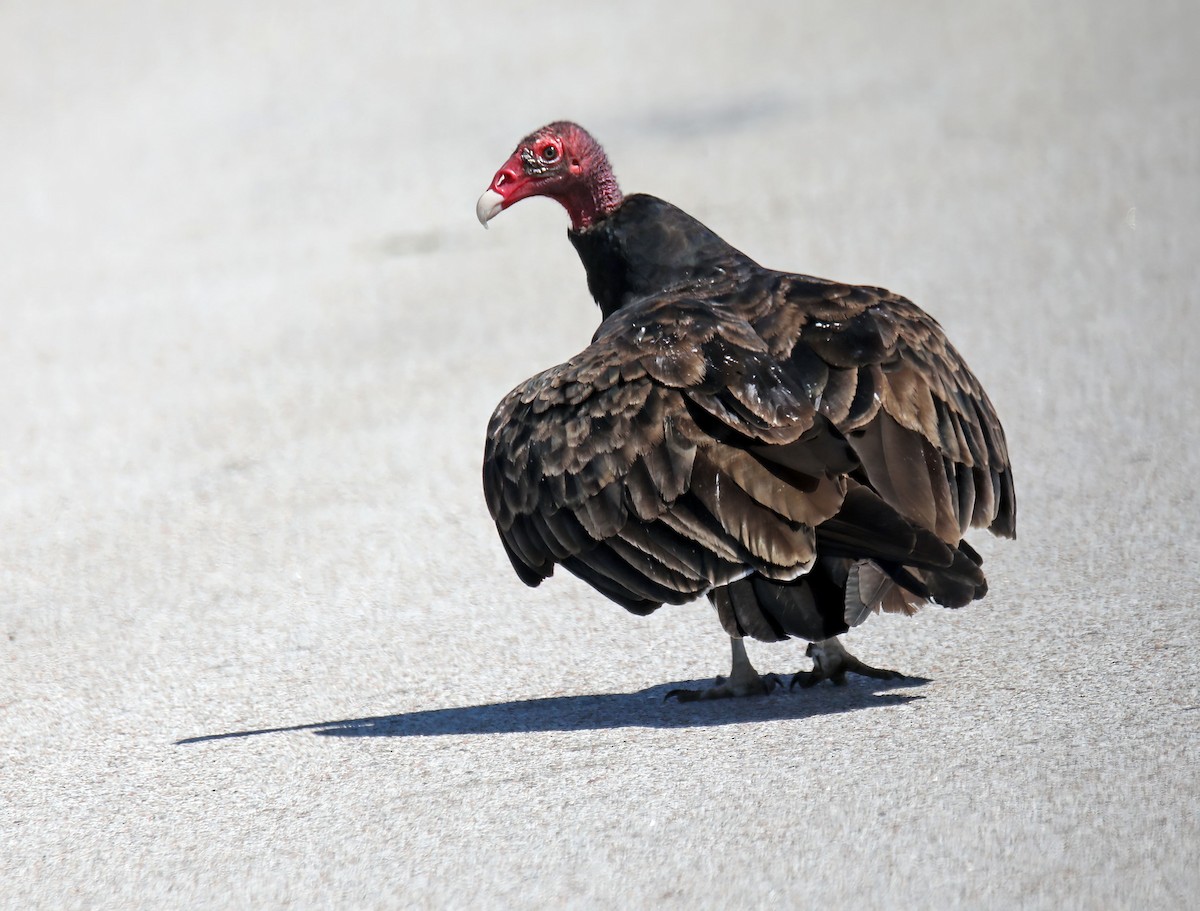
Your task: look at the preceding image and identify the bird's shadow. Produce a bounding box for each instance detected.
[176,675,928,745]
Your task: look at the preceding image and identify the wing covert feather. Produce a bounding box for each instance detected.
[483,295,849,603]
[742,276,1016,541]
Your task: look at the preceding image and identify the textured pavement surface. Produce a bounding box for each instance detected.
[2,2,1198,908]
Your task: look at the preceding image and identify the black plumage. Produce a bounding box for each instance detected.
[477,122,1015,698]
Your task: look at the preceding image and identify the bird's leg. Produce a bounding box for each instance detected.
[666,636,783,702]
[790,637,905,688]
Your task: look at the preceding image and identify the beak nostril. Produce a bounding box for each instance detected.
[493,166,521,192]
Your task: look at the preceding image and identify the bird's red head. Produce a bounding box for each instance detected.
[476,121,623,232]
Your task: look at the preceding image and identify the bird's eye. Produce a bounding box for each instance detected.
[540,145,559,163]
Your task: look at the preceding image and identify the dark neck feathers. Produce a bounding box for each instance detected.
[568,194,754,320]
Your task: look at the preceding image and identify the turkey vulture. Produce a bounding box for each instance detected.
[476,121,1015,700]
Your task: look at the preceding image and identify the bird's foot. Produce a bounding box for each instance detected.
[790,638,905,688]
[666,671,783,702]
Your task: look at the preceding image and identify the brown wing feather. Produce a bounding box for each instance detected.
[483,294,851,612]
[743,275,1016,543]
[485,270,1014,625]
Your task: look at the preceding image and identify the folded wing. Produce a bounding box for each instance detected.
[483,295,852,614]
[739,274,1016,545]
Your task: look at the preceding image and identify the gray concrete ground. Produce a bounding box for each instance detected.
[2,2,1197,908]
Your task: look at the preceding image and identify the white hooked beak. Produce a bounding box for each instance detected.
[476,189,505,228]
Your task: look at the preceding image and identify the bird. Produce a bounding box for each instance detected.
[476,121,1015,700]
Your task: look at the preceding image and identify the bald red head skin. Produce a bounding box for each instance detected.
[476,121,624,231]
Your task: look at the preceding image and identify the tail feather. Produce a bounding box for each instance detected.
[712,558,851,643]
[714,483,991,644]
